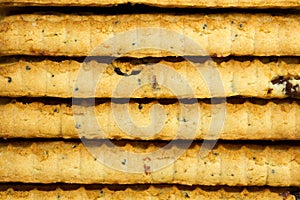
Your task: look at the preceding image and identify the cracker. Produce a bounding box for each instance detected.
[0,0,299,9]
[0,141,299,186]
[1,58,300,98]
[0,100,299,140]
[1,14,300,57]
[0,185,296,200]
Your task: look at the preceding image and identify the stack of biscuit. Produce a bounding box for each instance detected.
[0,1,300,199]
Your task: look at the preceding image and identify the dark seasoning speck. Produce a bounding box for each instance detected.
[138,104,143,109]
[152,75,159,89]
[99,190,104,197]
[184,192,190,198]
[7,77,12,83]
[75,123,81,129]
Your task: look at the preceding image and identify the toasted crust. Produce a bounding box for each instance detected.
[1,58,300,98]
[0,185,296,200]
[0,141,299,186]
[0,0,300,8]
[0,99,299,140]
[1,14,300,57]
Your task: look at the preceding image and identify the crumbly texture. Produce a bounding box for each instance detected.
[0,0,300,8]
[1,14,300,57]
[0,186,296,200]
[0,100,299,140]
[1,58,300,98]
[0,141,299,186]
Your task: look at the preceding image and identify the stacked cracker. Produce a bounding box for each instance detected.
[0,1,300,200]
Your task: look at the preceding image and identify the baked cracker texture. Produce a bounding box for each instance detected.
[0,100,299,140]
[1,0,300,8]
[0,185,296,200]
[1,14,300,57]
[0,141,299,186]
[1,58,300,98]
